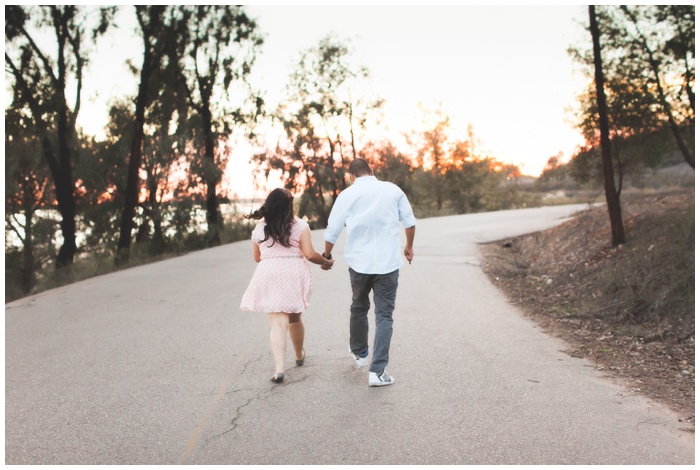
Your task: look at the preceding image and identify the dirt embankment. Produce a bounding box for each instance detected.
[480,190,695,427]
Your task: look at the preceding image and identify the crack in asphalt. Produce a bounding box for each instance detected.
[206,372,312,444]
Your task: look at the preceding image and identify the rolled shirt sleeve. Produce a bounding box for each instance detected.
[324,194,348,245]
[398,192,416,229]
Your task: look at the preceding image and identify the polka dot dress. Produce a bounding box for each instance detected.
[240,218,313,313]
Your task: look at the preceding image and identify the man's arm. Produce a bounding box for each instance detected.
[321,241,335,271]
[323,193,345,253]
[404,226,415,264]
[323,241,334,260]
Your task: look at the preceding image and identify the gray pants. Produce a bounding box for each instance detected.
[348,268,399,374]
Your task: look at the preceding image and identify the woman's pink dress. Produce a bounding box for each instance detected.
[240,218,313,313]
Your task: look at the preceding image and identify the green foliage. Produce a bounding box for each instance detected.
[9,6,694,305]
[75,132,127,254]
[5,251,26,303]
[570,5,695,171]
[537,154,579,192]
[5,207,256,303]
[5,107,57,296]
[361,142,414,197]
[566,126,689,192]
[5,5,118,268]
[171,5,265,240]
[255,34,383,226]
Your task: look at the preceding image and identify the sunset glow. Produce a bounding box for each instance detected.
[75,5,590,199]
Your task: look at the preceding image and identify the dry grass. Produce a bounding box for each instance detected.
[480,189,695,425]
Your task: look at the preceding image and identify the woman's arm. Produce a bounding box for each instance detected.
[252,241,261,263]
[300,228,334,269]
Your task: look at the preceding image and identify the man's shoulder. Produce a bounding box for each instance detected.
[377,179,399,188]
[376,179,406,195]
[338,176,402,198]
[359,176,399,190]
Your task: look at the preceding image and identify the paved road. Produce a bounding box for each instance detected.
[5,204,694,464]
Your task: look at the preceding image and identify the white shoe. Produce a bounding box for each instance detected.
[369,370,395,387]
[349,347,368,367]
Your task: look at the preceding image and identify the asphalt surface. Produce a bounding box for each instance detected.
[5,204,694,464]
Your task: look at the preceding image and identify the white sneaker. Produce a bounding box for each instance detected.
[349,347,368,367]
[369,370,395,387]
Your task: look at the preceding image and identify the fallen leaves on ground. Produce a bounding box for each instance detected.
[480,190,694,429]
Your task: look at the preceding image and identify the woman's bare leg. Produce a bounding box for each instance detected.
[288,313,305,360]
[267,312,289,374]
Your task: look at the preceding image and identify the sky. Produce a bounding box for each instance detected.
[77,5,591,199]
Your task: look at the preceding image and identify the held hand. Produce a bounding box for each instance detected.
[404,247,414,264]
[320,251,333,271]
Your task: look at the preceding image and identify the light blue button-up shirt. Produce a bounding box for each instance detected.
[324,175,416,275]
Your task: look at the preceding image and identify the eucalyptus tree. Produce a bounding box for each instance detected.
[569,74,669,194]
[77,101,131,256]
[589,5,625,246]
[5,5,115,267]
[170,5,264,246]
[359,142,414,197]
[5,109,54,296]
[441,123,516,214]
[257,35,383,227]
[619,5,694,168]
[570,5,695,172]
[413,106,452,210]
[137,86,191,255]
[115,6,172,265]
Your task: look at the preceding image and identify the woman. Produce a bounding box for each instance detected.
[240,188,334,383]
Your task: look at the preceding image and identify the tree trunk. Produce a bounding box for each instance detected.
[40,135,77,268]
[21,193,36,295]
[202,107,222,246]
[590,5,626,246]
[147,177,166,254]
[54,12,78,268]
[56,123,77,267]
[116,9,158,266]
[54,162,78,267]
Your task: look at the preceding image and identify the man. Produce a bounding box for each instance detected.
[323,158,416,387]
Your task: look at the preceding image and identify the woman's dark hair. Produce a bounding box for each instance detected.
[244,188,295,247]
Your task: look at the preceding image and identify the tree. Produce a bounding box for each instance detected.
[137,117,183,254]
[5,5,115,267]
[360,141,414,197]
[76,103,131,256]
[619,5,694,168]
[571,6,694,171]
[115,6,170,265]
[171,5,264,245]
[256,35,383,227]
[569,77,670,193]
[589,5,625,246]
[414,106,451,210]
[5,109,53,295]
[408,109,504,214]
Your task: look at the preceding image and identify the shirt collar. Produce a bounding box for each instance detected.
[352,175,376,185]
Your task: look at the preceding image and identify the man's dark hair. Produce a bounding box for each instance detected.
[348,158,372,177]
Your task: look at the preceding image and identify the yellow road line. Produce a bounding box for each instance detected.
[181,353,247,463]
